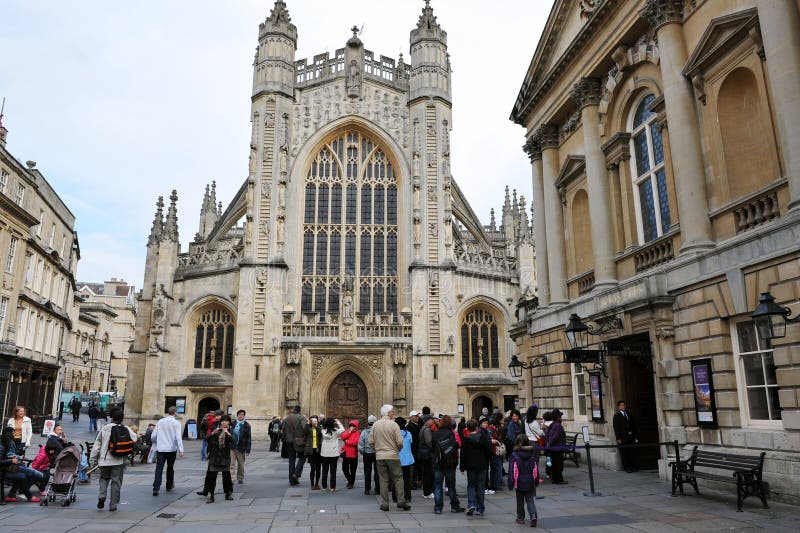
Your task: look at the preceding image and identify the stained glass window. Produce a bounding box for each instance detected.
[629,94,672,243]
[301,131,399,318]
[460,307,501,369]
[194,307,234,369]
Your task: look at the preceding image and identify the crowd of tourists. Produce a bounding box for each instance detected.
[278,402,570,527]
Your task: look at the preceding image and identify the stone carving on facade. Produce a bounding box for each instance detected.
[533,124,560,150]
[279,112,289,149]
[441,296,455,318]
[311,353,384,384]
[428,270,439,289]
[276,216,285,245]
[347,60,361,98]
[393,367,407,401]
[413,177,421,210]
[285,343,302,364]
[413,216,421,247]
[256,268,268,287]
[341,280,354,325]
[427,183,437,202]
[446,334,455,354]
[599,34,659,130]
[261,180,271,199]
[570,77,602,109]
[248,144,257,176]
[412,152,421,178]
[428,222,438,238]
[391,345,408,366]
[285,368,300,401]
[259,219,270,237]
[413,119,421,154]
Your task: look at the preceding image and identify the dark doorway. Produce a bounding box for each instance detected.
[472,395,493,419]
[504,395,518,413]
[197,396,220,421]
[613,334,659,470]
[327,371,368,425]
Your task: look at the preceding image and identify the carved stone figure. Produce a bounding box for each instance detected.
[393,367,406,401]
[413,152,421,177]
[446,334,455,354]
[285,368,299,401]
[429,222,438,238]
[413,181,421,210]
[276,217,285,243]
[347,60,361,98]
[413,217,421,245]
[392,346,407,366]
[286,344,301,364]
[279,147,288,173]
[249,144,257,176]
[341,288,354,325]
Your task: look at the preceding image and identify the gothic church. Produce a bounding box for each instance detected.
[126,1,535,431]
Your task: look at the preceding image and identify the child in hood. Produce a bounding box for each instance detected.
[508,434,540,527]
[341,420,360,489]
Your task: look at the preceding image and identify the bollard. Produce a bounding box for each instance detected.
[583,442,602,497]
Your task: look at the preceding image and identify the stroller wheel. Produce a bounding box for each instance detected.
[71,495,77,502]
[62,499,69,507]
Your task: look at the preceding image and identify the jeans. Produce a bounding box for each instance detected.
[490,455,503,490]
[287,443,306,481]
[362,452,379,493]
[269,434,280,452]
[89,418,97,432]
[320,456,339,489]
[153,451,177,491]
[516,489,538,519]
[200,438,208,460]
[99,464,125,508]
[466,469,487,513]
[203,469,233,496]
[342,457,358,486]
[309,452,321,486]
[230,449,246,482]
[5,465,43,498]
[433,466,460,512]
[78,451,89,482]
[377,459,405,507]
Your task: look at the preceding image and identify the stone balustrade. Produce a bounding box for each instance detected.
[634,234,675,273]
[733,190,780,234]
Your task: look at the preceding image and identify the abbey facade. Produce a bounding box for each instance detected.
[126,1,535,432]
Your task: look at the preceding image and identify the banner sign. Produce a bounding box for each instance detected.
[691,358,718,427]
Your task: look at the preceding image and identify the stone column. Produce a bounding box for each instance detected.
[602,132,634,251]
[536,124,568,305]
[641,0,713,253]
[571,78,617,290]
[756,0,800,212]
[524,139,550,306]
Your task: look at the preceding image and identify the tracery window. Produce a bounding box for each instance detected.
[629,93,671,243]
[301,131,399,317]
[193,307,234,369]
[460,307,500,369]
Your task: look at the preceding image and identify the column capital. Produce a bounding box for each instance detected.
[640,0,684,31]
[569,77,603,109]
[523,138,542,162]
[532,124,560,150]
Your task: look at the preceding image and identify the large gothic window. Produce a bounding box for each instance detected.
[629,93,671,243]
[460,307,500,369]
[301,131,399,317]
[193,307,234,369]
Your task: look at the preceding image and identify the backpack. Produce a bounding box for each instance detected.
[108,424,135,457]
[434,430,459,469]
[509,452,538,492]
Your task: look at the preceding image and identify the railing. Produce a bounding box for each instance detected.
[634,234,674,273]
[733,190,780,234]
[355,312,412,338]
[281,311,412,338]
[295,49,410,90]
[295,49,346,86]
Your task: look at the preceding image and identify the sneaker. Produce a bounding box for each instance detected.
[516,518,526,524]
[196,491,206,496]
[452,506,466,513]
[109,506,117,512]
[152,490,159,496]
[422,493,434,499]
[380,505,390,511]
[475,511,484,516]
[225,493,234,501]
[320,488,328,492]
[484,489,495,495]
[97,498,105,509]
[397,503,411,510]
[531,517,538,527]
[466,506,475,516]
[166,485,174,492]
[78,479,90,485]
[434,510,442,514]
[238,480,243,485]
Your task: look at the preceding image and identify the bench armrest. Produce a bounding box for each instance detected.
[669,458,691,470]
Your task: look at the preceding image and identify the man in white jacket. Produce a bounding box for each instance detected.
[89,409,136,512]
[150,406,184,496]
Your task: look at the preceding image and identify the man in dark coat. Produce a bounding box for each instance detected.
[282,405,307,485]
[460,419,492,516]
[613,400,638,472]
[545,409,566,484]
[69,396,82,422]
[230,409,252,484]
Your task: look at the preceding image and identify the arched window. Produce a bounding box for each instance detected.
[571,189,593,275]
[461,307,500,369]
[193,307,235,369]
[629,93,671,243]
[301,131,399,318]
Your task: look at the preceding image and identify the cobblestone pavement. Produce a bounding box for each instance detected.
[0,419,797,532]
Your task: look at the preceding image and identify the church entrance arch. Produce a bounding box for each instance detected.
[472,395,493,419]
[197,396,220,420]
[326,371,368,425]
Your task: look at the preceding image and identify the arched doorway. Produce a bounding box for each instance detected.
[197,396,220,420]
[472,395,493,419]
[326,371,368,425]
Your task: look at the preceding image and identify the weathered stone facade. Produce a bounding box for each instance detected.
[127,1,535,435]
[511,0,800,503]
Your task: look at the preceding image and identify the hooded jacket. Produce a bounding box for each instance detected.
[460,429,491,472]
[320,420,345,458]
[508,445,539,492]
[231,418,251,453]
[341,420,361,459]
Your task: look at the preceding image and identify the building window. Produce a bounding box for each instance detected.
[5,236,17,273]
[14,184,25,206]
[193,307,235,369]
[733,321,781,424]
[572,363,587,418]
[629,93,671,243]
[300,130,399,317]
[0,297,8,338]
[0,169,8,193]
[460,307,500,369]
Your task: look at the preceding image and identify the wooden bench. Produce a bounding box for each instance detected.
[564,433,579,467]
[671,446,768,511]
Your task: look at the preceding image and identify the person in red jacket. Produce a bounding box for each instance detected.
[341,420,361,489]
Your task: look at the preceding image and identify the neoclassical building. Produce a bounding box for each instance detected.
[511,0,800,503]
[126,1,535,431]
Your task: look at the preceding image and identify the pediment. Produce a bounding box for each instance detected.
[683,8,760,77]
[554,155,586,190]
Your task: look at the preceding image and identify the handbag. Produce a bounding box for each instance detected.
[494,441,506,457]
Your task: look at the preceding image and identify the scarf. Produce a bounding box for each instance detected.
[218,427,227,447]
[233,419,244,445]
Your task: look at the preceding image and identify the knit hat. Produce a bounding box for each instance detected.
[367,415,377,425]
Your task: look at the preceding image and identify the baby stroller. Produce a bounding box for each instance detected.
[41,444,82,506]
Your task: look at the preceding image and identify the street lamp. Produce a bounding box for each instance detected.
[82,349,94,393]
[507,353,549,378]
[751,291,799,342]
[81,349,90,365]
[562,314,623,378]
[565,314,590,350]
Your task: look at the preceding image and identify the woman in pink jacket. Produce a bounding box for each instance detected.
[341,420,361,489]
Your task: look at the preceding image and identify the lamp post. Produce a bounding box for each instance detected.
[82,349,93,393]
[562,314,622,378]
[507,353,549,378]
[751,291,799,342]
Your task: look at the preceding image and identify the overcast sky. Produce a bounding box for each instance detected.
[0,0,549,288]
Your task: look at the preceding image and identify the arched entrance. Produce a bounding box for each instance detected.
[326,371,368,425]
[472,395,493,419]
[197,396,220,420]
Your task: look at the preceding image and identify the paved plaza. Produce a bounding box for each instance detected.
[0,419,796,532]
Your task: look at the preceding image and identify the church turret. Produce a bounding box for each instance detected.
[253,0,297,99]
[409,0,451,103]
[197,181,219,241]
[162,190,179,243]
[142,196,164,302]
